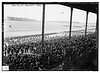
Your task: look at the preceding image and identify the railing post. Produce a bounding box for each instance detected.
[85,11,89,38]
[69,7,73,39]
[42,4,45,49]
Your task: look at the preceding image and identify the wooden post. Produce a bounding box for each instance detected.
[42,4,45,49]
[85,11,89,38]
[69,7,73,39]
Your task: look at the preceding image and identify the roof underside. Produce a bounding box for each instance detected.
[60,2,98,14]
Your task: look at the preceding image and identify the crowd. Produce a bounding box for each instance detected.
[3,32,97,71]
[62,33,97,70]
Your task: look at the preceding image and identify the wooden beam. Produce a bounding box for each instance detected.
[85,11,89,38]
[69,7,73,39]
[42,4,45,48]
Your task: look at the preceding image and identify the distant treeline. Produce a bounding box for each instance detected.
[6,16,37,21]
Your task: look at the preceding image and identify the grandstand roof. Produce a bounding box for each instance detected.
[60,2,98,14]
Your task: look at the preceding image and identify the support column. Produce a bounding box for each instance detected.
[85,11,89,38]
[69,7,73,39]
[42,4,45,48]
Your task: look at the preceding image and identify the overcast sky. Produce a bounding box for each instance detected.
[4,4,97,23]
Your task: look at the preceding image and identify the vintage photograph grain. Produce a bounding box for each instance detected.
[2,2,98,71]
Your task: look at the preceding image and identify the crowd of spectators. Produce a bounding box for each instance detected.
[3,32,97,71]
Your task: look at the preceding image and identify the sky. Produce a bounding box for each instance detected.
[4,4,97,23]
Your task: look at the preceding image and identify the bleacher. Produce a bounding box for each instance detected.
[3,32,97,71]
